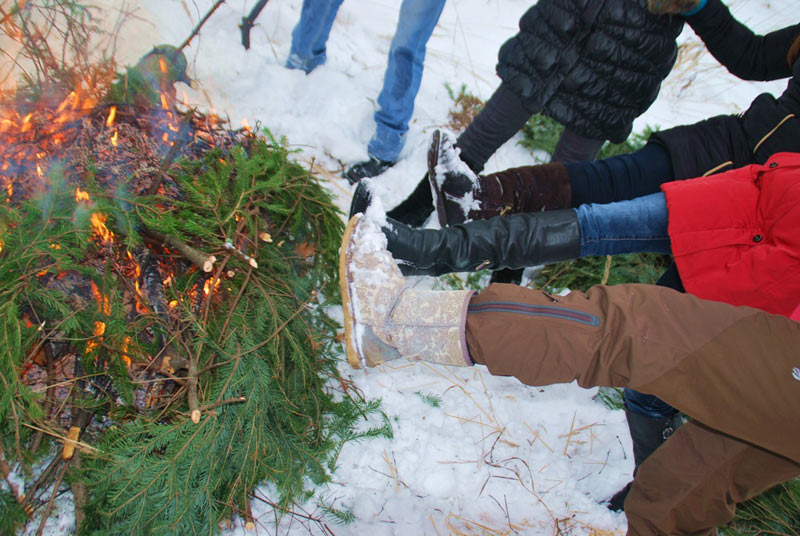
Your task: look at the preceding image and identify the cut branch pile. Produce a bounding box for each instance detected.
[0,7,390,534]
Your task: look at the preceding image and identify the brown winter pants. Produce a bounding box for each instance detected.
[465,283,800,535]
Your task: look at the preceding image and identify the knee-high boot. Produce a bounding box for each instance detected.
[383,209,580,277]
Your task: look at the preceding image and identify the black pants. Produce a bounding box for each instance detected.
[456,83,604,172]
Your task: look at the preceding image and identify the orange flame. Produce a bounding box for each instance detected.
[203,277,221,296]
[75,187,90,202]
[111,129,118,147]
[159,56,168,74]
[90,212,114,244]
[121,336,133,367]
[105,105,116,127]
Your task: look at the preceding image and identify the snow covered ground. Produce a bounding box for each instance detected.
[21,0,796,534]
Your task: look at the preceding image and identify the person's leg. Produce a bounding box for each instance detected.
[625,420,800,535]
[551,127,605,164]
[286,0,344,73]
[382,192,669,278]
[565,142,674,206]
[367,0,447,163]
[455,84,533,173]
[465,283,800,464]
[576,192,671,257]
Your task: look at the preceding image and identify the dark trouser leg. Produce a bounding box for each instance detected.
[625,421,800,536]
[455,83,531,173]
[551,127,604,164]
[565,142,674,207]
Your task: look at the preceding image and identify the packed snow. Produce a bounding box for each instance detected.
[17,0,795,534]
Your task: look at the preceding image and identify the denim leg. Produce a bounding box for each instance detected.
[286,0,344,73]
[565,142,674,206]
[624,389,679,418]
[551,127,605,164]
[576,192,671,257]
[368,0,446,162]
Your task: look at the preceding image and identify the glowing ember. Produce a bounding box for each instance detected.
[203,277,221,296]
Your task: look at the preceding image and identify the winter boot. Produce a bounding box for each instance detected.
[427,130,572,227]
[606,407,683,511]
[339,214,474,369]
[383,209,580,277]
[344,156,396,184]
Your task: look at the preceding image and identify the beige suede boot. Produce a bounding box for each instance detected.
[339,213,474,369]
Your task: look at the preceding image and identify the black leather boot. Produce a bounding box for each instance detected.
[383,209,580,277]
[606,408,683,512]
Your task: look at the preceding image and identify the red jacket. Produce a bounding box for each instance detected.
[663,153,800,318]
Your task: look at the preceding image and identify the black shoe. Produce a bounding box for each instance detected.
[606,481,632,512]
[349,174,435,226]
[344,156,395,184]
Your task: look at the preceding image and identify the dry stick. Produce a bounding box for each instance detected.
[29,342,57,454]
[139,227,216,272]
[177,0,227,52]
[0,444,33,516]
[20,455,61,512]
[71,454,88,530]
[35,459,70,536]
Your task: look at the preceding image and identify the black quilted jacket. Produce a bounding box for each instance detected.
[649,0,800,179]
[496,0,683,143]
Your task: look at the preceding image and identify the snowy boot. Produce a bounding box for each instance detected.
[427,129,572,226]
[339,214,474,369]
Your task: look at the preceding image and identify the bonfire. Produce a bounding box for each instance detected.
[0,2,386,534]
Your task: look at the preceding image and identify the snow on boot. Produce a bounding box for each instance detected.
[427,130,572,227]
[427,129,481,227]
[339,214,474,368]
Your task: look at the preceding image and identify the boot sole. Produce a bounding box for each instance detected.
[339,214,364,369]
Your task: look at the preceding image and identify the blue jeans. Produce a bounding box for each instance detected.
[287,0,446,162]
[576,192,671,257]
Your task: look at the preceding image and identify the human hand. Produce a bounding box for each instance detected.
[647,0,703,15]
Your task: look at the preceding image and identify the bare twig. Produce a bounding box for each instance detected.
[35,459,70,536]
[177,0,227,52]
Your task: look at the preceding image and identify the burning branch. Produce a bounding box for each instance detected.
[139,227,216,272]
